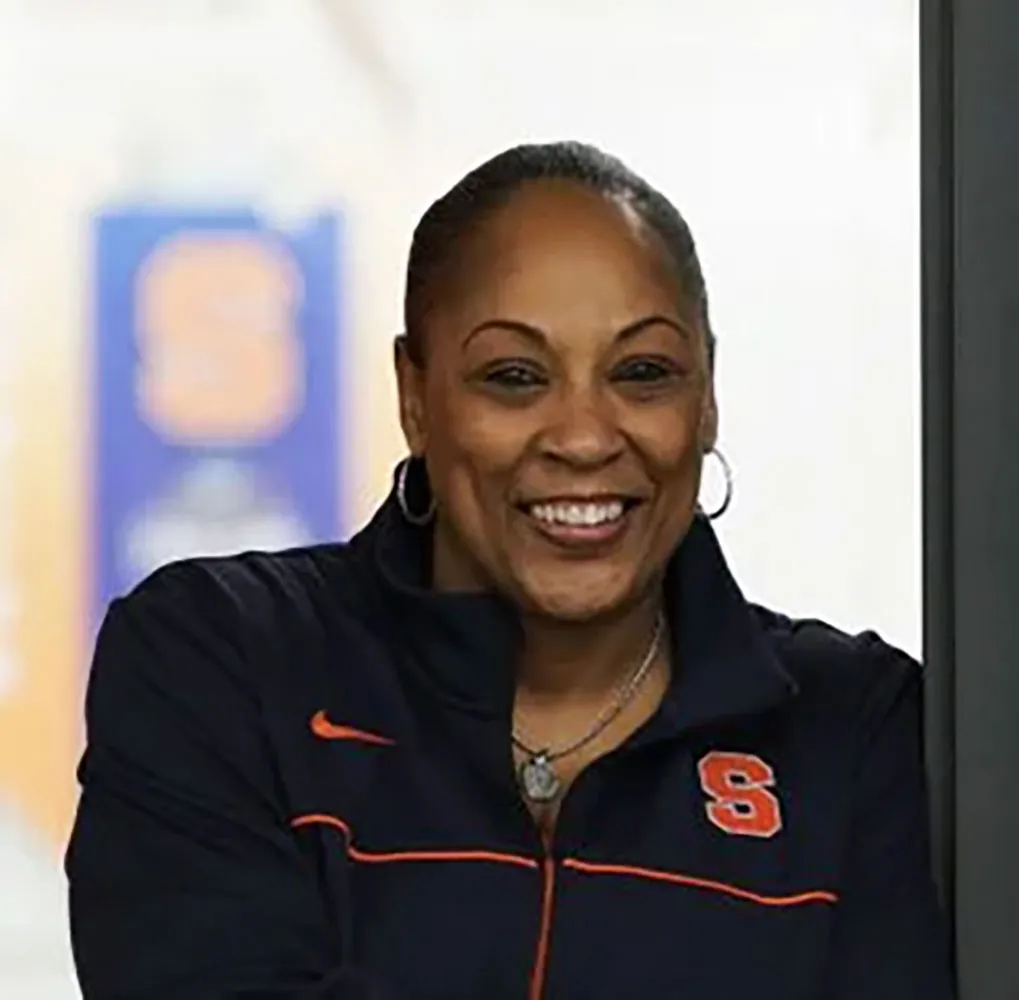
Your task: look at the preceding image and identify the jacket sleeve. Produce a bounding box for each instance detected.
[65,566,396,1000]
[820,642,956,1000]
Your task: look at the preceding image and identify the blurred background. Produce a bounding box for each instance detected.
[0,0,917,995]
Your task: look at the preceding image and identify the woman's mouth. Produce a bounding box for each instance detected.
[517,497,641,549]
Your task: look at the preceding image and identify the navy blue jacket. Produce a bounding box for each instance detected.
[66,493,955,999]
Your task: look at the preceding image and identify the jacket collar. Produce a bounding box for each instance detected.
[358,484,797,736]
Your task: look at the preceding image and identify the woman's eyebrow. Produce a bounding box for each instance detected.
[461,314,691,353]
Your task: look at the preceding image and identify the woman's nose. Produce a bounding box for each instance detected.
[539,387,625,468]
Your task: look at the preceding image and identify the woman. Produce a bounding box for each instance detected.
[67,142,954,999]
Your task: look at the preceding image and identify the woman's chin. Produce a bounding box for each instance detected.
[510,563,641,623]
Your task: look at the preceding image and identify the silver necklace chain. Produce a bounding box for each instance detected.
[512,612,666,804]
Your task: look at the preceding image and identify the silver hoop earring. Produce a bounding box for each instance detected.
[699,447,734,520]
[396,456,436,526]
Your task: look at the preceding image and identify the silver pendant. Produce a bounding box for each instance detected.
[519,752,562,803]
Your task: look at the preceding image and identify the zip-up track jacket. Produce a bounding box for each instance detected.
[66,494,955,999]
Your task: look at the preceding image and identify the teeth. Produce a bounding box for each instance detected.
[528,500,625,527]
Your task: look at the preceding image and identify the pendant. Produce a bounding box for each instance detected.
[519,751,562,803]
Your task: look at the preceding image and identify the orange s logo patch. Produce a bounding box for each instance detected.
[698,751,783,839]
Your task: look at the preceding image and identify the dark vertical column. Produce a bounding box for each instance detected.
[922,0,1019,995]
[919,0,956,940]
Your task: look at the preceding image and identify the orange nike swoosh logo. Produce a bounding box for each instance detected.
[310,710,396,746]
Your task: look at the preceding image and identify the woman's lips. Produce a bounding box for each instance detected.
[518,497,642,550]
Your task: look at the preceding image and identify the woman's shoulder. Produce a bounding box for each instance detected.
[750,603,923,724]
[94,540,375,698]
[121,540,362,631]
[84,541,384,755]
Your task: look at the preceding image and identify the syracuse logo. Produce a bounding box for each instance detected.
[697,751,783,839]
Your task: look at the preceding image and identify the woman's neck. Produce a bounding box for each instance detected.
[515,595,665,703]
[427,518,667,702]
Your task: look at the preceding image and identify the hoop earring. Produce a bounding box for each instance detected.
[396,456,436,526]
[698,447,734,520]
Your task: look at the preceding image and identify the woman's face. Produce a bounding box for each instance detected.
[396,181,717,621]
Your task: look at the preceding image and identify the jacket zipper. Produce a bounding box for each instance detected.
[528,843,557,1000]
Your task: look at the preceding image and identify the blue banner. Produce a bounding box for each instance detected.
[91,208,342,619]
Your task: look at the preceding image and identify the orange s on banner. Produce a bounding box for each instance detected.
[91,209,343,617]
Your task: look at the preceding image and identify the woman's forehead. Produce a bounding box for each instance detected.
[470,181,651,262]
[439,182,683,324]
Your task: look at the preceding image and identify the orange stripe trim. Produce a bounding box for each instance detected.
[528,855,556,1000]
[562,858,838,907]
[290,813,539,869]
[290,814,837,906]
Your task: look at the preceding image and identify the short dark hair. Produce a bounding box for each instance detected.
[402,140,714,367]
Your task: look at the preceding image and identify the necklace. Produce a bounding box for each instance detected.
[512,612,665,804]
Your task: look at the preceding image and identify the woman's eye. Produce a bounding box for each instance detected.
[483,365,546,389]
[613,358,677,384]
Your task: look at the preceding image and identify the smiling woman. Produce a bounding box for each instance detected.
[67,142,954,1000]
[398,165,715,628]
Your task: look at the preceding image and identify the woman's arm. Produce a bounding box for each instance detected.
[66,566,394,1000]
[820,643,955,999]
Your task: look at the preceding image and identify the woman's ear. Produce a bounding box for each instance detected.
[394,335,427,455]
